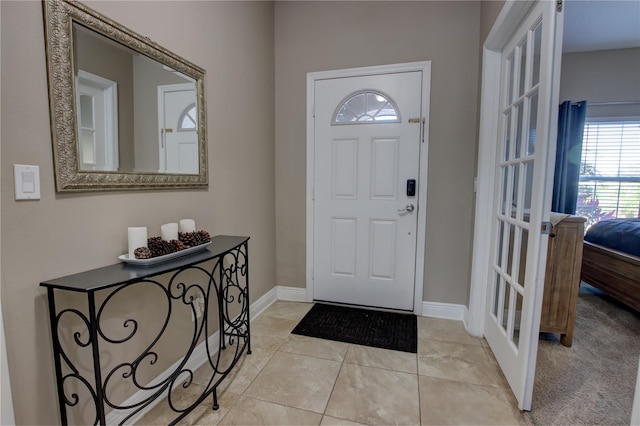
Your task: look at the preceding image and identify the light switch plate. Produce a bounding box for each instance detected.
[14,164,41,200]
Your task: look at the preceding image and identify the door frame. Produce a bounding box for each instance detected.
[306,61,431,315]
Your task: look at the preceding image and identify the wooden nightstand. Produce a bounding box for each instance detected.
[539,215,586,347]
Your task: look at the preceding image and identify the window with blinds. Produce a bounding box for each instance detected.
[577,121,640,228]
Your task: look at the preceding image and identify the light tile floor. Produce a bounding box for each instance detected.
[139,301,525,425]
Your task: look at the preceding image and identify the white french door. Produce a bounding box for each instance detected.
[481,0,564,411]
[310,67,429,311]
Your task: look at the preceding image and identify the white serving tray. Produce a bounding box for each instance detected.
[119,242,211,266]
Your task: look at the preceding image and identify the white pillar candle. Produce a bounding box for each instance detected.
[161,223,179,241]
[179,219,196,233]
[128,227,148,259]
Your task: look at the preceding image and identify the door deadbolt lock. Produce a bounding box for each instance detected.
[407,179,416,197]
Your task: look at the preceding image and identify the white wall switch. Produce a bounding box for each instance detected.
[14,165,41,200]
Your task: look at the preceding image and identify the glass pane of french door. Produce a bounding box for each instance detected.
[490,19,543,351]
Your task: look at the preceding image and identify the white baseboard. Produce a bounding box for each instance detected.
[276,286,308,302]
[250,286,278,320]
[422,301,468,322]
[277,289,469,325]
[422,302,481,337]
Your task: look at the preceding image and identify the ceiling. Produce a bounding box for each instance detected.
[563,0,640,52]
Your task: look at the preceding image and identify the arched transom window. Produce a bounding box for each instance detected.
[333,90,401,125]
[178,103,197,131]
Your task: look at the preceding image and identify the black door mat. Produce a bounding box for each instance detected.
[291,303,417,353]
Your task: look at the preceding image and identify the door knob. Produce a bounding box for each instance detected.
[397,204,415,213]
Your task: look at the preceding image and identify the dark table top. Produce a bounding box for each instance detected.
[40,235,249,293]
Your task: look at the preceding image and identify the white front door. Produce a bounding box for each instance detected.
[480,0,564,411]
[158,84,198,174]
[312,70,425,311]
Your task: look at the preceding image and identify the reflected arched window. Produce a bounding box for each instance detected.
[178,103,197,131]
[333,91,400,125]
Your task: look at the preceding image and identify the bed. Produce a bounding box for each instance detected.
[580,218,640,312]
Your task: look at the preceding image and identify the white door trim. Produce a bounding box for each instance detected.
[306,61,431,315]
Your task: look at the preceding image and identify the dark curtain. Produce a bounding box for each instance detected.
[551,100,587,214]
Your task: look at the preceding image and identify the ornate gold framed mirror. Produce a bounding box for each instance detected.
[43,0,208,191]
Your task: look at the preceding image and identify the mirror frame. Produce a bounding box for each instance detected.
[43,0,208,191]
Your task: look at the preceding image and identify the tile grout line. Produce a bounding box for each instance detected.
[319,342,348,424]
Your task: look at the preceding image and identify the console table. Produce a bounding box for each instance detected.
[41,235,250,425]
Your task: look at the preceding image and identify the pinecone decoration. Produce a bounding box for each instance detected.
[179,230,211,247]
[148,236,175,257]
[197,230,211,243]
[134,247,152,259]
[179,231,198,247]
[170,239,187,252]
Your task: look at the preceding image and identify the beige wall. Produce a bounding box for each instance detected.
[274,1,482,304]
[560,47,640,118]
[0,1,275,424]
[480,1,505,44]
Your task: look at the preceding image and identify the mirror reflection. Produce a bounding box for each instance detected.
[43,0,207,191]
[73,23,199,174]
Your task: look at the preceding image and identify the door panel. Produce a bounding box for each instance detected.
[371,139,399,199]
[482,0,563,410]
[332,139,358,198]
[313,72,422,310]
[331,218,357,277]
[369,220,396,280]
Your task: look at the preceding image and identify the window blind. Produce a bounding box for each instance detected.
[577,121,640,226]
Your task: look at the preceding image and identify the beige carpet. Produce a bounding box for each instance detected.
[525,284,640,425]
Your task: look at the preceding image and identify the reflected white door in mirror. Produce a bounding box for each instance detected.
[76,70,119,172]
[158,84,198,174]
